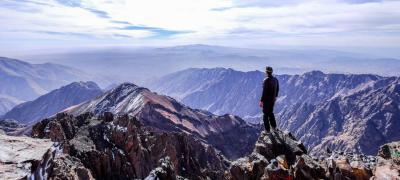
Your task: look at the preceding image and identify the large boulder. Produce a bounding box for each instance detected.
[371,141,400,179]
[254,131,307,164]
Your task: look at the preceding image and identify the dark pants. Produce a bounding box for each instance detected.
[263,101,276,131]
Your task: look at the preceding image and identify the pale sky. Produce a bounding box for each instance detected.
[1,0,400,56]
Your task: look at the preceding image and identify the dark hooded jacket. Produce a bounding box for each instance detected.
[260,75,279,104]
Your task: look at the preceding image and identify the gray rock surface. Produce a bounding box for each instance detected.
[0,134,53,179]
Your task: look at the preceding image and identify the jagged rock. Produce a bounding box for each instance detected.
[350,159,373,180]
[292,155,326,179]
[30,143,94,180]
[264,158,291,179]
[145,157,185,180]
[32,112,228,179]
[254,130,307,164]
[334,157,356,179]
[102,112,114,122]
[228,153,269,180]
[227,130,326,180]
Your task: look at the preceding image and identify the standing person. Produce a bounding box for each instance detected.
[259,66,279,133]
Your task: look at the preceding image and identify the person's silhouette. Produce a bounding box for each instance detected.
[259,66,279,133]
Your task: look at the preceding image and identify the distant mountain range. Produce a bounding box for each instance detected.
[2,81,103,124]
[25,44,400,83]
[0,95,23,115]
[148,68,400,155]
[64,82,259,159]
[0,57,113,114]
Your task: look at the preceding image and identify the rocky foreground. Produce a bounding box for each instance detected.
[1,112,399,179]
[31,112,229,179]
[0,133,53,179]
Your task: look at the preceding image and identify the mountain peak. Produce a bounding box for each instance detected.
[66,81,100,90]
[3,81,103,123]
[65,83,258,159]
[303,70,325,76]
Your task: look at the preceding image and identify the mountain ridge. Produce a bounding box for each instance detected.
[3,81,103,124]
[148,67,399,155]
[64,82,259,159]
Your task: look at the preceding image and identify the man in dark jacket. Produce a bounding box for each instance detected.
[259,66,279,133]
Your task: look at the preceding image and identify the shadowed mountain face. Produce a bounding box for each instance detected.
[284,77,400,155]
[148,68,381,122]
[64,83,259,159]
[3,81,103,124]
[147,68,265,120]
[148,68,400,155]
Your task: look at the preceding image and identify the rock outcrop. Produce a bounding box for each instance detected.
[0,134,53,179]
[226,130,326,180]
[225,130,400,180]
[372,141,400,179]
[31,112,228,179]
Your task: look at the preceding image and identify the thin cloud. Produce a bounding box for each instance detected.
[0,0,399,50]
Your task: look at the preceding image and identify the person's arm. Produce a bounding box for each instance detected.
[261,79,267,101]
[260,79,266,107]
